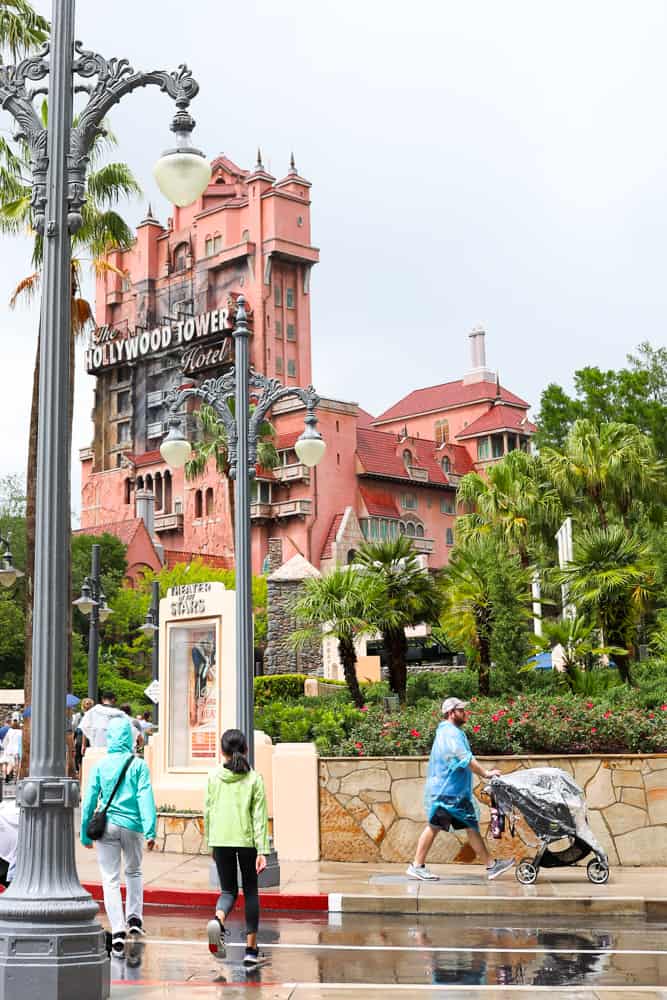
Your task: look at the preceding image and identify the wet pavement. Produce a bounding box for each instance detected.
[110,907,667,998]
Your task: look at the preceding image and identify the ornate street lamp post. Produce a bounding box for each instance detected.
[0,2,210,995]
[161,298,326,762]
[73,542,113,700]
[139,580,160,727]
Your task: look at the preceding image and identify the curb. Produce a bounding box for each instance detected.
[82,882,329,912]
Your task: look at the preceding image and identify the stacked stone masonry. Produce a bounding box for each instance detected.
[319,755,667,866]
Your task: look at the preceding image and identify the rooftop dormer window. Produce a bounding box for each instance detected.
[442,456,451,474]
[402,449,412,469]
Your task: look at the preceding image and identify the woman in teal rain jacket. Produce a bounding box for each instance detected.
[81,716,157,957]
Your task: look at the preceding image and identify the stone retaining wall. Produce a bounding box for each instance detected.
[155,813,208,855]
[319,755,667,866]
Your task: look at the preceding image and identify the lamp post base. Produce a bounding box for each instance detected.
[0,919,110,1000]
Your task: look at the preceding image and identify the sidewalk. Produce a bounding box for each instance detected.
[75,842,667,918]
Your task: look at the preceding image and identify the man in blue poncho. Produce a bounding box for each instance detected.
[407,697,515,882]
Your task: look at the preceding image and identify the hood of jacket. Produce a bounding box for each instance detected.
[218,765,248,783]
[106,716,134,754]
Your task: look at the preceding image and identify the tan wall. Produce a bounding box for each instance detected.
[319,754,667,867]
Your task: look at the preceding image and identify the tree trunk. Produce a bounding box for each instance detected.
[21,331,40,777]
[385,627,408,702]
[478,635,491,696]
[338,638,364,708]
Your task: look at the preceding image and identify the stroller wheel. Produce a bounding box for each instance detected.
[587,859,609,884]
[515,859,538,885]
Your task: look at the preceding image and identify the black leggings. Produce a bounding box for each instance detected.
[212,846,259,935]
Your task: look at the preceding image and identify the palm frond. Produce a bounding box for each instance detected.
[9,270,39,307]
[86,162,141,206]
[0,0,49,61]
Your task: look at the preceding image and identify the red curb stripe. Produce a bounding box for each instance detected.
[82,882,328,912]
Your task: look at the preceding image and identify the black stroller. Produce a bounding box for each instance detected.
[488,767,610,885]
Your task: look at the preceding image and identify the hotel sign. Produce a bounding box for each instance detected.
[85,307,233,374]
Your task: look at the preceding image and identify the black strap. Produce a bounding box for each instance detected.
[100,754,133,816]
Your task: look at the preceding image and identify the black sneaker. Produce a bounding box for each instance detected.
[207,917,226,957]
[127,916,145,937]
[243,947,260,968]
[111,931,126,958]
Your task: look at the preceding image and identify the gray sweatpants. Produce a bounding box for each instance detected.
[95,821,144,935]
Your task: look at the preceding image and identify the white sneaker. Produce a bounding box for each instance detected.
[486,858,515,881]
[406,863,439,881]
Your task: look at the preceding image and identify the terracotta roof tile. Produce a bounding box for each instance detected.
[456,404,537,439]
[320,512,345,561]
[356,428,465,486]
[73,519,144,546]
[129,450,163,468]
[275,432,300,451]
[356,407,376,429]
[374,380,529,424]
[163,550,234,570]
[359,487,400,518]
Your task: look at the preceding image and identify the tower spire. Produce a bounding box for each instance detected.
[289,151,297,174]
[256,147,263,170]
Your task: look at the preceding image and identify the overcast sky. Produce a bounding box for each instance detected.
[2,0,667,519]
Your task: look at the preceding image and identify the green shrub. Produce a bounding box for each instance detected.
[254,674,308,706]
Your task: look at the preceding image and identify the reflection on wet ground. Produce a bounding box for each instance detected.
[108,907,667,997]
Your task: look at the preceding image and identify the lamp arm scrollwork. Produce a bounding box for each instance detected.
[0,40,201,234]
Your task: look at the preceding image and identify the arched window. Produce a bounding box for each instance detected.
[194,489,203,519]
[206,487,214,516]
[399,521,406,535]
[145,473,153,495]
[173,242,188,272]
[442,456,451,474]
[164,471,172,513]
[406,522,416,537]
[416,524,425,538]
[435,419,449,445]
[402,449,412,468]
[123,478,132,505]
[154,472,163,511]
[135,475,144,491]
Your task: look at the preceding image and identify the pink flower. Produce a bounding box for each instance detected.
[360,705,368,712]
[661,705,667,712]
[491,714,499,723]
[649,712,655,719]
[354,742,363,749]
[507,718,514,726]
[410,729,421,738]
[604,710,612,719]
[590,727,597,734]
[586,702,594,709]
[473,725,481,733]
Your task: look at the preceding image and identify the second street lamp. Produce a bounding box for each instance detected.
[139,580,160,728]
[73,542,113,701]
[161,297,326,763]
[0,534,24,589]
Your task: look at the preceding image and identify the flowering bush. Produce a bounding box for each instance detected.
[310,693,667,756]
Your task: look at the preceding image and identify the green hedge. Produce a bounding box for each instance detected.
[254,674,309,706]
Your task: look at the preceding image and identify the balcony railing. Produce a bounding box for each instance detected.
[407,465,429,482]
[411,537,435,554]
[273,463,311,484]
[154,511,184,533]
[250,498,312,520]
[273,498,312,518]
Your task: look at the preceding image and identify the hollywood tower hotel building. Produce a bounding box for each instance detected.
[80,151,536,577]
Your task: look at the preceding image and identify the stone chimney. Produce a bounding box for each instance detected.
[463,326,496,386]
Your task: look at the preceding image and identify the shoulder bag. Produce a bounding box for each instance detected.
[86,754,134,841]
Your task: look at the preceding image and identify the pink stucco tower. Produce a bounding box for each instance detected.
[80,151,535,579]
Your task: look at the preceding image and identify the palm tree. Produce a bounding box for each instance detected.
[440,536,531,695]
[0,1,48,61]
[535,616,597,688]
[457,450,562,567]
[354,536,444,701]
[0,112,140,768]
[542,420,665,530]
[184,402,279,550]
[291,567,381,707]
[560,526,656,684]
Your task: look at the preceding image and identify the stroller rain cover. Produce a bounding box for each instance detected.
[490,766,607,862]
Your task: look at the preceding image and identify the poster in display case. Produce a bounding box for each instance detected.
[167,617,219,768]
